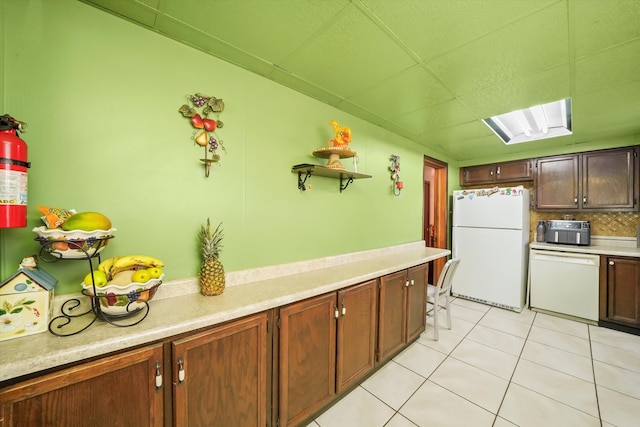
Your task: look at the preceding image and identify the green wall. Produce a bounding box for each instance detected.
[0,0,456,294]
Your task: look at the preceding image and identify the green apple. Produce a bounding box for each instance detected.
[84,270,108,287]
[147,267,163,279]
[132,269,151,283]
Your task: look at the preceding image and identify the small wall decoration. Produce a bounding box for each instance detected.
[390,154,403,196]
[312,121,356,170]
[178,93,226,177]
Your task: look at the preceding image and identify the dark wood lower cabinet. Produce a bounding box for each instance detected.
[377,264,428,364]
[277,279,378,427]
[0,264,429,427]
[336,280,377,394]
[278,292,337,427]
[0,313,269,427]
[0,344,164,427]
[600,256,640,332]
[172,311,269,427]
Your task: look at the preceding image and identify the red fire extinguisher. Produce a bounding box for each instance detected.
[0,114,30,228]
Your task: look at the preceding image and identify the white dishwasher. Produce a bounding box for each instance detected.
[529,249,600,322]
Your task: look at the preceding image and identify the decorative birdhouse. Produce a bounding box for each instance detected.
[0,263,57,341]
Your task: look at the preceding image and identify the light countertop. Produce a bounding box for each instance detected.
[529,242,640,258]
[0,244,450,383]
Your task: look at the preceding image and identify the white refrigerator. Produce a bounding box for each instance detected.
[451,186,530,312]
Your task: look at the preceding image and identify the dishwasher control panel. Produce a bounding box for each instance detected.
[545,220,591,246]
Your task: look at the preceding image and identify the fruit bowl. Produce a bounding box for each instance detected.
[82,275,163,317]
[33,226,116,259]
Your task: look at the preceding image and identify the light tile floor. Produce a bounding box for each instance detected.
[306,297,640,427]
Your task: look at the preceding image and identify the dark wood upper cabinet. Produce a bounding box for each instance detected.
[534,154,579,209]
[535,146,638,211]
[460,159,532,186]
[582,148,637,210]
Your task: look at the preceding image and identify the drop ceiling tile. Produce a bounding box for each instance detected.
[393,99,476,135]
[425,120,493,147]
[360,0,557,62]
[574,0,640,58]
[459,64,571,119]
[82,0,157,27]
[156,15,276,76]
[161,0,349,65]
[574,39,640,96]
[268,67,344,106]
[438,134,506,161]
[427,1,569,96]
[572,82,640,139]
[283,4,417,98]
[345,66,453,119]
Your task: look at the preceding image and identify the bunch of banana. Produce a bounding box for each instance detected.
[98,254,164,280]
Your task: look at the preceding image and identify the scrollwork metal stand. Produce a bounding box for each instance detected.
[37,238,153,337]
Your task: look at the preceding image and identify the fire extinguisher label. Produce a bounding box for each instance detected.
[0,170,28,205]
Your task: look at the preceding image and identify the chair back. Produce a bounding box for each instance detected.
[435,258,460,296]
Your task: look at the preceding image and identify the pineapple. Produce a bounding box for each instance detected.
[198,218,225,296]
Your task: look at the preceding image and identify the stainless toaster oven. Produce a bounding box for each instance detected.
[545,220,591,246]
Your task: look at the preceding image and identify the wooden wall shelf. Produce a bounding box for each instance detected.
[291,164,372,192]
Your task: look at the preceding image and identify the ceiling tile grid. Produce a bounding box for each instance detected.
[81,0,640,161]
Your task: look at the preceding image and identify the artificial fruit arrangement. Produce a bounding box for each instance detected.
[198,218,225,296]
[83,254,164,288]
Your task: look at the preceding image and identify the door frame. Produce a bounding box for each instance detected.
[423,156,449,281]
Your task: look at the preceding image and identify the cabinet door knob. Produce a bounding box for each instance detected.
[574,196,578,204]
[405,280,410,287]
[496,166,501,176]
[583,195,587,205]
[341,300,346,316]
[410,279,415,286]
[334,304,340,319]
[609,260,614,266]
[178,357,185,384]
[155,361,162,390]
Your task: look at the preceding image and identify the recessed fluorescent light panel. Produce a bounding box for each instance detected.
[483,98,572,145]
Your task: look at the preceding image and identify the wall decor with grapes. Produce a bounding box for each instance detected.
[178,93,226,177]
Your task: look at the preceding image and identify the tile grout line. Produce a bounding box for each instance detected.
[491,309,538,426]
[588,325,604,427]
[381,300,487,427]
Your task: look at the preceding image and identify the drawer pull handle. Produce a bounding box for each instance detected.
[609,261,614,266]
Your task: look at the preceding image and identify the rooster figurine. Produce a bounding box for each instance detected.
[328,120,352,147]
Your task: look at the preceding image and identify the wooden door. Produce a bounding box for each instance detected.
[0,344,164,427]
[535,155,579,209]
[406,264,428,342]
[278,293,336,427]
[424,156,448,286]
[172,312,268,427]
[582,147,638,210]
[377,270,407,364]
[336,280,377,394]
[603,257,640,327]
